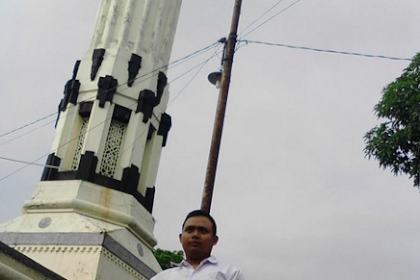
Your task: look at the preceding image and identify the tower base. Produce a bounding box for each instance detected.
[0,181,161,280]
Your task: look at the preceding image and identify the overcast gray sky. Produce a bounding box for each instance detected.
[1,1,420,279]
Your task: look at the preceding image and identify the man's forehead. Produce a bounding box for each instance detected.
[183,216,212,227]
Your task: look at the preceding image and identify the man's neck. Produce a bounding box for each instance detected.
[186,256,209,269]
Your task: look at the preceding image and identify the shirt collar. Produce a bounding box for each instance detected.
[179,256,218,268]
[206,256,218,264]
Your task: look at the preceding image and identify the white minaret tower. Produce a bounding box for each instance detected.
[0,1,182,279]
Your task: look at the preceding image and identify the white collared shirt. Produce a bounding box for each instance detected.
[151,256,245,280]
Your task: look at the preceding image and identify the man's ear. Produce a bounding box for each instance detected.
[179,233,182,243]
[213,235,219,246]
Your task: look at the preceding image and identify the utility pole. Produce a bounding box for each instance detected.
[201,0,243,213]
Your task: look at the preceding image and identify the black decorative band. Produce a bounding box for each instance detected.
[127,54,142,87]
[97,75,118,108]
[60,79,81,112]
[113,105,131,124]
[72,60,81,79]
[136,90,158,123]
[77,151,98,182]
[91,48,106,81]
[41,151,154,213]
[157,113,171,147]
[59,60,82,113]
[156,72,167,104]
[41,154,61,181]
[79,101,93,118]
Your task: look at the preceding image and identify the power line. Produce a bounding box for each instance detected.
[3,37,408,181]
[168,45,223,107]
[120,46,221,159]
[0,45,223,183]
[0,156,60,169]
[77,41,220,95]
[0,112,56,139]
[239,0,285,37]
[243,40,413,61]
[0,102,138,183]
[0,119,55,147]
[0,42,220,142]
[0,153,53,182]
[167,59,213,105]
[239,0,304,39]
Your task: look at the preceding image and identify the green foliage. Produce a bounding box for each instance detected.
[364,52,420,187]
[153,248,184,270]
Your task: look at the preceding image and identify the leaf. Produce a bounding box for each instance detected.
[364,52,420,188]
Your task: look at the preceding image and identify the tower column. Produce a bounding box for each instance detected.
[0,1,182,279]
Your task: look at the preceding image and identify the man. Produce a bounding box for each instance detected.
[151,210,245,280]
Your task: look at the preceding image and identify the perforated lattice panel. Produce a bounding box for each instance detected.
[99,120,126,178]
[71,118,89,171]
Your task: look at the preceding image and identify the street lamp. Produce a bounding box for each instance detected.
[207,71,222,89]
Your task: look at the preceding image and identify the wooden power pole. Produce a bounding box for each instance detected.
[201,0,243,213]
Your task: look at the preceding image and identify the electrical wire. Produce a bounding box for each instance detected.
[0,43,223,182]
[0,153,52,182]
[0,41,220,144]
[77,41,220,95]
[0,101,138,182]
[239,0,285,37]
[239,0,304,39]
[0,156,59,169]
[242,39,413,61]
[0,112,56,139]
[168,46,223,107]
[119,45,222,159]
[0,119,55,147]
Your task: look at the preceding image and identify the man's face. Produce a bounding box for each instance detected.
[179,216,219,262]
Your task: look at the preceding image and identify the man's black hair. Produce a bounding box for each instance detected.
[182,210,217,236]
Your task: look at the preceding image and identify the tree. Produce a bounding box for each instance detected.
[364,52,420,187]
[153,248,184,270]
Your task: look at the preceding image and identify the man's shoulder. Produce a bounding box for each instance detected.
[205,258,245,280]
[151,258,246,280]
[215,263,244,278]
[150,267,181,280]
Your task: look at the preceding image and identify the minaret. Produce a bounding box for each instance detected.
[0,1,182,279]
